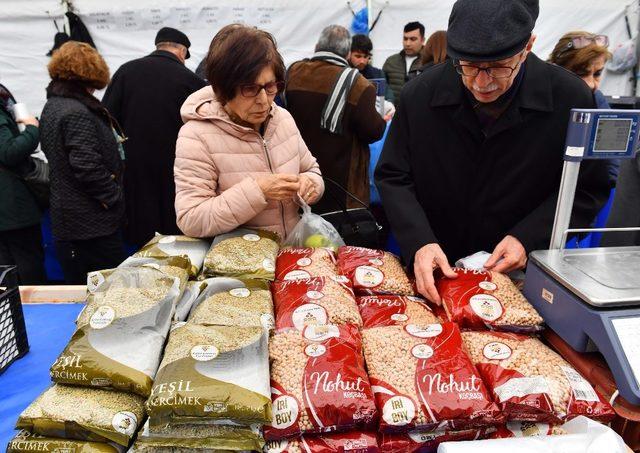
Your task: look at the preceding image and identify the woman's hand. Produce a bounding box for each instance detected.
[298,174,319,204]
[18,116,39,128]
[257,174,300,201]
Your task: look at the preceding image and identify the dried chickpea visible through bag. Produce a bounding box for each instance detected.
[338,246,415,295]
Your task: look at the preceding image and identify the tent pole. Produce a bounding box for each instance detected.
[367,0,373,32]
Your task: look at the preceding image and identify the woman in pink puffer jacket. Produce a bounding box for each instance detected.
[174,25,324,240]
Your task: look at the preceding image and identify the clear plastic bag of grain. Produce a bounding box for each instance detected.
[357,295,440,329]
[147,323,271,425]
[275,247,338,281]
[271,276,361,331]
[132,233,210,277]
[188,278,274,330]
[8,431,124,453]
[436,268,544,333]
[337,246,416,296]
[461,331,615,424]
[16,384,145,447]
[202,228,280,280]
[53,266,182,397]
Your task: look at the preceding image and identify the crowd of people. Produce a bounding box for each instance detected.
[0,0,638,303]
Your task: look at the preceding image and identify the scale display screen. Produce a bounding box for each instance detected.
[611,316,640,388]
[593,118,633,153]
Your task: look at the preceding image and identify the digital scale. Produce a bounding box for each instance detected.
[523,109,640,405]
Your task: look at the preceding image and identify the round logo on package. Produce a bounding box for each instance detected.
[482,341,512,360]
[263,258,275,272]
[411,344,434,359]
[470,295,504,321]
[229,287,251,298]
[355,266,384,287]
[382,395,416,426]
[297,257,312,267]
[479,281,497,291]
[284,270,311,280]
[90,306,115,329]
[304,324,340,341]
[243,234,261,242]
[271,395,299,430]
[405,323,443,338]
[190,345,219,361]
[112,411,137,436]
[292,304,328,331]
[305,343,327,358]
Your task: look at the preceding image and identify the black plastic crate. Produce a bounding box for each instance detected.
[0,266,29,375]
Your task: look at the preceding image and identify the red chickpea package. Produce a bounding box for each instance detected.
[462,331,615,424]
[265,431,379,453]
[337,246,416,296]
[436,268,544,332]
[378,428,483,453]
[357,295,440,329]
[276,247,338,281]
[272,277,362,331]
[362,322,501,433]
[266,324,378,440]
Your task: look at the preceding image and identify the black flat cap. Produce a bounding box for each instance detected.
[155,27,191,59]
[447,0,539,62]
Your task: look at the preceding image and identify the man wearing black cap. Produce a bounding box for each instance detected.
[375,0,609,303]
[103,27,205,247]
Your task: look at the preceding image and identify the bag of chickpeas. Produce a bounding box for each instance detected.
[436,268,544,333]
[357,295,440,329]
[265,324,377,441]
[265,431,379,453]
[461,331,615,424]
[337,246,416,296]
[275,247,338,281]
[187,277,274,330]
[362,322,501,433]
[202,228,280,280]
[271,276,362,331]
[378,428,484,453]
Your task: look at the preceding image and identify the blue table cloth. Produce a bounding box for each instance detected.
[0,303,83,447]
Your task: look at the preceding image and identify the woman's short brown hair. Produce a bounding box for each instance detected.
[548,31,612,76]
[421,30,447,66]
[206,26,285,104]
[47,41,110,89]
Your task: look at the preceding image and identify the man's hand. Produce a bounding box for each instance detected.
[414,243,457,305]
[484,235,527,273]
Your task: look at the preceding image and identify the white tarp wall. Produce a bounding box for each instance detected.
[0,0,638,115]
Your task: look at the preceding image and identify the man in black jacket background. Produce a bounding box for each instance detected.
[375,0,610,303]
[103,27,205,248]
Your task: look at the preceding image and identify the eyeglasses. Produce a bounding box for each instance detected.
[567,34,609,50]
[240,81,285,98]
[454,50,526,79]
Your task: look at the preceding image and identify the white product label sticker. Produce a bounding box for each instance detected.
[90,306,115,329]
[469,294,504,321]
[391,313,409,322]
[229,287,251,298]
[304,324,340,341]
[263,258,275,272]
[272,395,299,430]
[305,343,327,358]
[190,345,219,362]
[560,366,600,402]
[306,290,324,300]
[494,376,550,402]
[284,270,311,280]
[292,304,328,331]
[382,396,415,426]
[87,271,105,293]
[261,313,275,331]
[243,234,261,242]
[297,257,312,267]
[479,281,497,291]
[355,266,384,287]
[483,342,513,360]
[411,344,434,359]
[405,323,443,338]
[112,411,137,436]
[265,439,289,453]
[159,235,177,244]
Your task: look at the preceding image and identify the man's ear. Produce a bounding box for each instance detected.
[526,34,537,52]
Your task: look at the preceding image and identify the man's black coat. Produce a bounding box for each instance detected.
[375,54,610,264]
[103,50,205,246]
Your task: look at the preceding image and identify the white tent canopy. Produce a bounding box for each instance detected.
[0,0,638,115]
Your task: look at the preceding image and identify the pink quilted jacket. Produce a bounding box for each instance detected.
[174,86,324,240]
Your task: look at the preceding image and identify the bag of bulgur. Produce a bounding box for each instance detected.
[378,428,483,453]
[265,324,377,440]
[53,267,182,397]
[461,331,615,424]
[264,431,379,452]
[271,277,361,332]
[15,385,145,446]
[147,323,271,425]
[337,246,416,296]
[188,278,274,330]
[436,268,544,333]
[135,420,264,451]
[174,281,204,323]
[275,247,338,281]
[7,431,123,453]
[362,323,501,433]
[203,228,280,280]
[357,295,440,329]
[132,234,210,277]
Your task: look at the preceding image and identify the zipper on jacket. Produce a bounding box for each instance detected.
[262,138,288,238]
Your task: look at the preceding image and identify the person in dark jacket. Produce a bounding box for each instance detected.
[382,21,425,101]
[286,25,386,214]
[40,41,126,284]
[0,83,46,284]
[102,27,206,247]
[349,34,395,104]
[375,0,610,304]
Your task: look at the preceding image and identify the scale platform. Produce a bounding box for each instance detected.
[524,246,640,405]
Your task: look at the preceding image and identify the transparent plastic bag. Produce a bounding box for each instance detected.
[284,201,345,251]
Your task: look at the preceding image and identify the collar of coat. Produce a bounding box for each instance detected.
[310,51,349,67]
[148,49,183,64]
[429,53,553,113]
